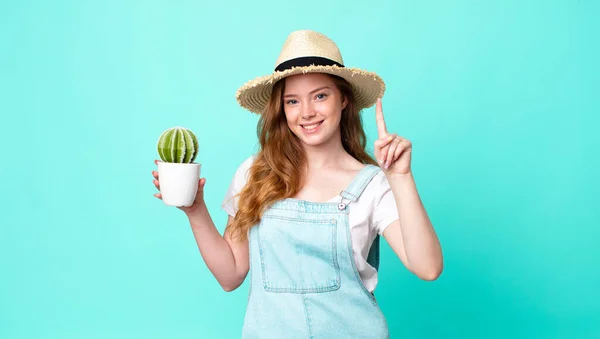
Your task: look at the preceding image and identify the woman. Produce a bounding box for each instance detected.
[152,30,443,338]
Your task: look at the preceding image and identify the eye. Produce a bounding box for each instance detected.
[316,93,328,100]
[285,99,298,105]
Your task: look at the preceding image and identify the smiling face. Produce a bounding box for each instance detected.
[282,73,348,147]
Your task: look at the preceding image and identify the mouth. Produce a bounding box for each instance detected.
[300,121,324,131]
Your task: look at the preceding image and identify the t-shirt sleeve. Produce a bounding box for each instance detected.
[372,172,400,235]
[221,156,254,217]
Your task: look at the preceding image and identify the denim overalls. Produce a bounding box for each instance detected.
[242,164,389,338]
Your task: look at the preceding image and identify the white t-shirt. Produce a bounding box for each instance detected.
[221,155,399,292]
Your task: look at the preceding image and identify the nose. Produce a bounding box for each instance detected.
[300,102,316,120]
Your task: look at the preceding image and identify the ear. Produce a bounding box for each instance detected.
[341,96,348,110]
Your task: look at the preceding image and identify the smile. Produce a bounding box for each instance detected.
[300,121,323,131]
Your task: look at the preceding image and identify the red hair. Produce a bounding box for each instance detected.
[228,74,377,242]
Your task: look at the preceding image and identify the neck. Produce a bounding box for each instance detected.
[302,130,348,170]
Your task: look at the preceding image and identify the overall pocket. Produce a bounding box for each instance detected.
[257,215,340,293]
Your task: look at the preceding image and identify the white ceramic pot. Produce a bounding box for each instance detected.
[157,161,201,207]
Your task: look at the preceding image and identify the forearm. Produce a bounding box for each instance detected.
[187,204,244,290]
[387,172,443,278]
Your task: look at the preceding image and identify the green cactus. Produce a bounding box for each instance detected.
[157,126,199,163]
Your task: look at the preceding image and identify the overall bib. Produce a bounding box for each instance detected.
[242,165,389,338]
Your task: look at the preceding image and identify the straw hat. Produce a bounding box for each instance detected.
[235,30,386,114]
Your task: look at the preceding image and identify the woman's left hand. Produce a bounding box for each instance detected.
[373,98,412,176]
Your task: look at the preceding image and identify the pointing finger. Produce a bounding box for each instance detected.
[375,98,388,138]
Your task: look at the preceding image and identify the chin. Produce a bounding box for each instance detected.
[297,133,332,147]
[301,138,326,147]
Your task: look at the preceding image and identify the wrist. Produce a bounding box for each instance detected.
[186,202,208,222]
[385,171,414,182]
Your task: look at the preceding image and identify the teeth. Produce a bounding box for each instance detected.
[302,122,322,130]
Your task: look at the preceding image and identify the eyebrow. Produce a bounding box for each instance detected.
[283,86,330,98]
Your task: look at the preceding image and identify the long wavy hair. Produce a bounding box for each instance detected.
[228,74,377,242]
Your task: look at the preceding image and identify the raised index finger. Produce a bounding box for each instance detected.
[375,98,388,138]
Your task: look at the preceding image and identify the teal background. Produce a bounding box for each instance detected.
[1,0,598,338]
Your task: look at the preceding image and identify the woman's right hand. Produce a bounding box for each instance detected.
[152,159,207,216]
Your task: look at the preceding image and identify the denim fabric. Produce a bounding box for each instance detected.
[242,165,389,339]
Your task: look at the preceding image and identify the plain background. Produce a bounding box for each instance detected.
[1,0,598,338]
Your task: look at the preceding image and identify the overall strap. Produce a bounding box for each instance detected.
[339,164,383,272]
[340,164,381,202]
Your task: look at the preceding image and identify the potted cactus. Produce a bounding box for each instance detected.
[156,126,201,207]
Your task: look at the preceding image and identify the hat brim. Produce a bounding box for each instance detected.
[236,65,385,114]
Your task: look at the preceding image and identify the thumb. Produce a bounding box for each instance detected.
[374,135,394,151]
